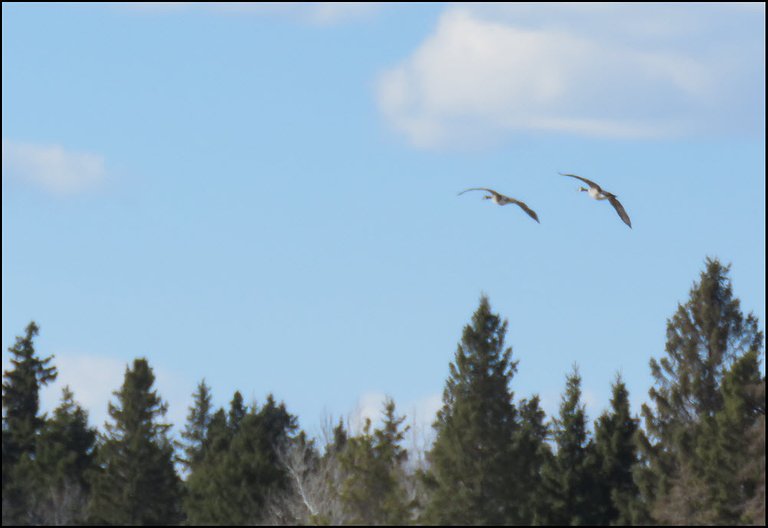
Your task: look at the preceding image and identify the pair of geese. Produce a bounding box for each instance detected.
[459,173,632,228]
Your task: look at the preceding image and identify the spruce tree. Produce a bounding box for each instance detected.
[696,348,764,524]
[540,366,598,526]
[513,395,552,524]
[180,379,212,471]
[329,417,348,455]
[372,399,410,524]
[228,390,246,432]
[88,358,182,525]
[424,295,520,525]
[2,321,58,524]
[592,375,640,525]
[185,393,297,524]
[184,407,232,524]
[340,398,410,525]
[638,257,764,524]
[741,376,765,525]
[2,321,57,462]
[29,386,97,525]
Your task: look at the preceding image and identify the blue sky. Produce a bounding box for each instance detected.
[2,3,765,444]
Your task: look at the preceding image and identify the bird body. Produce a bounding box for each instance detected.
[458,187,540,223]
[559,173,632,228]
[585,187,609,200]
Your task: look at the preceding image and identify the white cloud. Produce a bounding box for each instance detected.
[347,391,441,469]
[39,352,193,436]
[376,6,764,147]
[2,140,106,194]
[349,391,388,433]
[349,391,441,433]
[403,392,442,468]
[40,353,126,430]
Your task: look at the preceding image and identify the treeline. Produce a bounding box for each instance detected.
[2,257,765,525]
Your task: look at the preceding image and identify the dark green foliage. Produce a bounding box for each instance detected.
[1,328,92,525]
[236,394,298,502]
[2,450,38,525]
[2,321,57,463]
[184,407,230,524]
[88,358,182,525]
[592,375,640,525]
[340,398,410,525]
[540,366,599,526]
[181,379,212,471]
[2,256,763,526]
[184,393,298,524]
[424,295,521,525]
[638,257,765,524]
[647,258,760,421]
[742,377,766,525]
[228,390,246,432]
[28,386,97,525]
[184,389,248,523]
[514,395,552,524]
[2,321,58,525]
[205,407,231,458]
[330,417,348,455]
[37,387,96,486]
[696,348,764,524]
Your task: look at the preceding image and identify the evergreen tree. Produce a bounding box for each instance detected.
[228,390,246,432]
[741,376,766,525]
[184,407,232,524]
[638,257,764,524]
[696,348,764,524]
[2,321,58,524]
[423,295,520,525]
[184,387,247,524]
[592,375,640,525]
[88,358,182,525]
[329,417,348,455]
[185,393,297,524]
[540,366,598,526]
[180,379,212,471]
[373,399,411,523]
[513,395,552,524]
[29,386,97,525]
[340,398,410,525]
[205,407,231,455]
[2,321,57,462]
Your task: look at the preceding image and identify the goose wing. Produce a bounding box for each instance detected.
[509,198,540,223]
[608,196,632,228]
[559,172,602,191]
[458,187,499,197]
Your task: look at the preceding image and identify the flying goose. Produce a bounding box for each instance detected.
[458,188,540,223]
[559,173,632,228]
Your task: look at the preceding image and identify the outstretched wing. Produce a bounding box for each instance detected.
[510,198,540,223]
[458,187,499,197]
[608,196,632,228]
[559,172,602,192]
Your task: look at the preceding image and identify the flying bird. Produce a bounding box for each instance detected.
[559,173,632,228]
[458,188,540,223]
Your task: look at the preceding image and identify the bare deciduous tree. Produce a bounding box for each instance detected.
[262,440,348,525]
[29,480,88,526]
